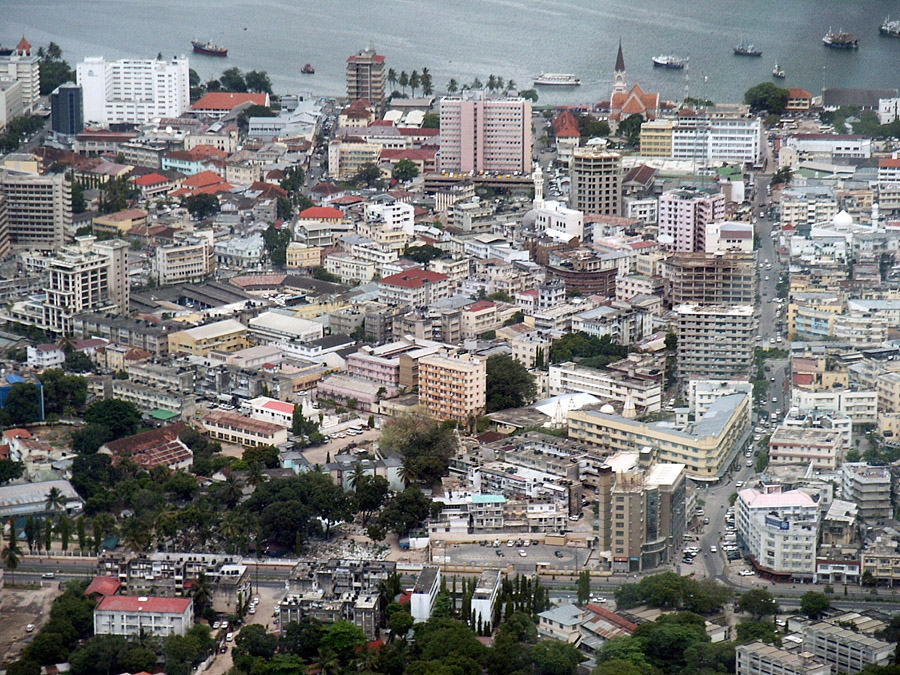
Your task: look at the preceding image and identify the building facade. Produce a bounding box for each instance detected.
[569,145,622,217]
[419,352,486,424]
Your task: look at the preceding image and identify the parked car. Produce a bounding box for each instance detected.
[554,550,564,558]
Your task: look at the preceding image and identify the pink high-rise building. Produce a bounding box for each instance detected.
[438,91,532,174]
[657,188,726,252]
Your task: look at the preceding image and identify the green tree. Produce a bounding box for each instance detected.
[618,113,644,146]
[799,591,831,620]
[423,112,440,128]
[354,161,383,188]
[183,193,220,220]
[531,640,585,675]
[243,444,280,469]
[219,67,247,92]
[388,68,398,92]
[744,82,789,113]
[380,411,458,487]
[235,623,278,658]
[64,350,95,373]
[486,354,536,412]
[393,158,420,182]
[520,89,539,102]
[737,588,779,621]
[398,71,409,94]
[24,632,70,665]
[38,44,75,95]
[447,79,459,94]
[39,369,88,414]
[0,459,24,485]
[379,485,433,536]
[84,398,141,439]
[735,621,781,646]
[593,659,647,675]
[4,383,42,424]
[577,570,591,605]
[2,519,21,585]
[319,620,367,665]
[71,423,113,455]
[355,474,389,525]
[664,331,678,351]
[244,70,273,94]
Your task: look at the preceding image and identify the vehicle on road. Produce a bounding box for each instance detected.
[225,632,234,642]
[554,550,564,558]
[496,550,505,557]
[739,570,755,577]
[710,546,717,553]
[41,572,55,578]
[518,549,527,557]
[26,624,35,632]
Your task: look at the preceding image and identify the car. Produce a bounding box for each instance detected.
[772,397,778,403]
[249,607,256,614]
[226,632,234,642]
[41,572,55,579]
[519,549,527,557]
[736,481,744,488]
[770,377,776,382]
[710,545,717,553]
[739,570,755,577]
[703,516,710,524]
[495,549,504,556]
[220,621,229,630]
[507,540,514,547]
[594,597,607,603]
[746,459,754,466]
[555,550,564,558]
[497,550,505,557]
[523,539,531,546]
[213,621,221,630]
[25,624,35,633]
[220,645,228,654]
[682,557,694,565]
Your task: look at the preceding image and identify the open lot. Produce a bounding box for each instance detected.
[443,542,589,572]
[0,584,61,662]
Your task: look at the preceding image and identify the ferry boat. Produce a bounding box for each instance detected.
[191,40,228,57]
[651,55,686,69]
[301,63,315,74]
[880,17,900,38]
[772,63,785,79]
[733,41,762,57]
[533,73,581,86]
[823,29,859,50]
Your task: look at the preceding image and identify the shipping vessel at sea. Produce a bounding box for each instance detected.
[772,63,785,79]
[533,73,581,86]
[733,41,762,57]
[823,29,859,49]
[191,40,228,56]
[881,17,900,38]
[651,55,686,69]
[301,63,315,74]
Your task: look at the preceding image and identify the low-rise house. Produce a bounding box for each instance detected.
[94,595,193,637]
[98,424,192,471]
[537,603,586,644]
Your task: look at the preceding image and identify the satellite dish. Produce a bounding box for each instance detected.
[166,126,173,134]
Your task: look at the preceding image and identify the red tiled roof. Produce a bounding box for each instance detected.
[182,171,227,188]
[880,159,900,168]
[311,182,343,195]
[262,399,294,415]
[788,88,812,99]
[192,92,269,111]
[553,111,581,138]
[96,595,192,614]
[381,148,437,162]
[793,373,814,386]
[379,268,448,288]
[102,424,190,470]
[466,300,496,312]
[86,576,121,597]
[331,195,364,206]
[299,206,344,220]
[132,173,171,187]
[630,240,658,249]
[624,164,657,186]
[585,604,637,632]
[17,36,32,52]
[248,181,288,199]
[398,127,439,137]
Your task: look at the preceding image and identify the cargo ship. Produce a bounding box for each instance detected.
[191,40,228,57]
[823,29,859,49]
[302,63,315,74]
[651,55,686,69]
[533,73,581,86]
[733,41,762,57]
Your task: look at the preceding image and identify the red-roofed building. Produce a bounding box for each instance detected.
[16,36,32,56]
[98,423,192,471]
[786,88,813,111]
[298,206,346,223]
[380,147,438,174]
[248,396,295,427]
[623,165,658,195]
[131,172,175,198]
[94,595,194,636]
[191,92,270,117]
[553,111,581,139]
[162,146,228,176]
[86,576,122,597]
[879,158,900,183]
[610,83,660,122]
[378,268,451,307]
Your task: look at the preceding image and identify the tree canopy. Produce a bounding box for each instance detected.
[380,411,457,487]
[744,82,789,113]
[485,354,536,412]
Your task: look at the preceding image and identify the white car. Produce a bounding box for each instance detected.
[739,570,755,577]
[710,545,717,553]
[518,549,527,557]
[25,624,35,633]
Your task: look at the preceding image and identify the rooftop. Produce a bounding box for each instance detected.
[96,595,192,614]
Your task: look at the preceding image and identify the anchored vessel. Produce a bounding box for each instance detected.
[823,29,859,49]
[191,40,227,56]
[651,55,686,69]
[533,73,581,86]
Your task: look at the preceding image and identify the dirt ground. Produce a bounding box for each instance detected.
[0,584,62,663]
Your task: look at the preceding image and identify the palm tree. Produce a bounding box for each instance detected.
[45,486,66,512]
[398,463,417,487]
[2,520,21,586]
[409,70,420,97]
[24,515,36,553]
[43,518,53,553]
[496,76,505,92]
[422,78,434,97]
[153,507,178,544]
[487,74,497,92]
[317,649,342,675]
[473,77,483,90]
[447,79,459,94]
[387,68,398,92]
[398,71,409,94]
[121,515,150,552]
[192,572,213,617]
[349,463,366,491]
[246,461,265,486]
[506,79,517,92]
[219,476,243,507]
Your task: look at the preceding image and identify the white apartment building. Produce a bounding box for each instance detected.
[155,235,214,285]
[736,642,831,675]
[675,304,756,383]
[789,389,877,425]
[768,427,842,470]
[841,463,892,521]
[736,488,819,579]
[0,38,41,113]
[571,303,653,346]
[77,56,190,126]
[511,331,553,369]
[419,352,486,424]
[670,109,763,165]
[246,396,295,428]
[438,91,532,174]
[94,595,193,637]
[0,170,71,249]
[201,410,289,448]
[324,252,377,284]
[364,200,415,238]
[803,623,892,674]
[471,569,502,630]
[688,380,754,416]
[779,191,839,228]
[410,566,441,623]
[783,134,872,160]
[549,362,662,413]
[704,221,753,253]
[657,188,726,253]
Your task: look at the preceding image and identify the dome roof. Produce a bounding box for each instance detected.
[523,209,539,228]
[833,210,853,228]
[600,403,616,414]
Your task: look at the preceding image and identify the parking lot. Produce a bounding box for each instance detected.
[0,584,60,662]
[443,541,589,572]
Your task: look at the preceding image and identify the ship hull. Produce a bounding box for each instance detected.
[191,42,227,57]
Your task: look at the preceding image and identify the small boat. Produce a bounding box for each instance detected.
[772,63,785,79]
[191,40,227,57]
[823,28,859,49]
[880,16,900,38]
[651,55,686,69]
[301,63,315,74]
[533,73,581,86]
[734,41,763,57]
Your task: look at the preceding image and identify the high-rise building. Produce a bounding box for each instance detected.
[569,145,622,216]
[50,82,84,136]
[345,48,386,106]
[418,352,486,424]
[438,91,532,174]
[0,171,71,250]
[0,194,9,259]
[91,238,130,315]
[76,56,190,126]
[675,304,756,383]
[0,80,24,129]
[0,37,40,114]
[657,188,726,252]
[662,251,757,306]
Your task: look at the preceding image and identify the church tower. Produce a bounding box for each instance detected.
[613,40,627,96]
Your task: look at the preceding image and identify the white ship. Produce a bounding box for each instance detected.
[533,73,581,86]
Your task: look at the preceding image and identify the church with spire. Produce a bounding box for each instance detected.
[607,41,660,125]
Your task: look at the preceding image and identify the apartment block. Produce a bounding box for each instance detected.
[657,188,726,253]
[841,463,891,520]
[736,642,830,675]
[94,596,193,637]
[569,145,622,217]
[675,304,756,383]
[438,92,532,174]
[803,622,892,674]
[168,319,249,356]
[410,566,440,623]
[155,235,215,285]
[0,170,71,249]
[377,268,451,307]
[201,410,289,448]
[286,242,322,269]
[0,38,40,113]
[50,82,84,136]
[471,569,502,630]
[346,48,386,106]
[548,362,662,413]
[768,427,842,470]
[790,389,878,425]
[77,56,190,126]
[663,251,757,307]
[419,352,486,424]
